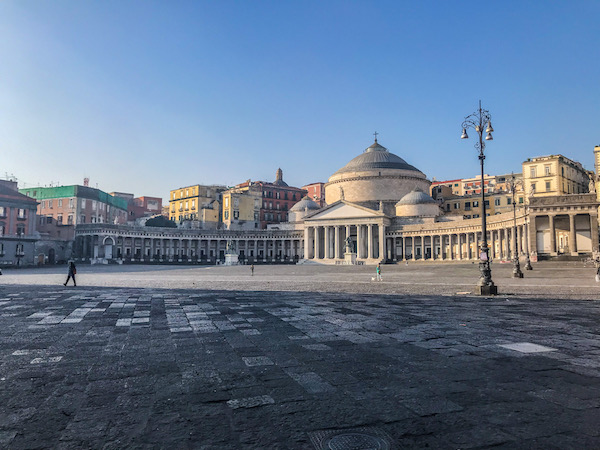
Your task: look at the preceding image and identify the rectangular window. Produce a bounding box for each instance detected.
[484,200,489,207]
[545,166,550,175]
[530,167,537,178]
[92,200,97,210]
[80,215,85,223]
[546,181,551,191]
[507,197,511,205]
[57,215,63,224]
[58,199,63,207]
[224,211,229,219]
[69,198,74,209]
[473,214,480,218]
[494,198,501,206]
[68,215,73,224]
[17,209,26,219]
[0,206,4,217]
[81,198,86,208]
[519,197,524,204]
[473,201,479,207]
[454,202,460,209]
[233,211,239,219]
[531,183,536,192]
[464,202,471,210]
[225,197,229,208]
[49,199,53,208]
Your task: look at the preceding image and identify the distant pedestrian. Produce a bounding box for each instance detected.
[376,263,382,281]
[64,261,77,286]
[250,264,254,276]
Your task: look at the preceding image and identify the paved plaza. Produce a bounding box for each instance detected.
[1,262,600,448]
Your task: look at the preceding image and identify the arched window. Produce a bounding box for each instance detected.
[16,224,25,236]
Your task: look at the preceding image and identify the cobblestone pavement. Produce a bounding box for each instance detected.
[1,264,600,448]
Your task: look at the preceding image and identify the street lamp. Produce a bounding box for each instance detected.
[461,100,497,295]
[509,173,524,278]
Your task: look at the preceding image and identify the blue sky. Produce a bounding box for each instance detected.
[1,1,599,201]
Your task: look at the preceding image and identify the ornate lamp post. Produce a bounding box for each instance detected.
[461,100,497,295]
[509,173,524,278]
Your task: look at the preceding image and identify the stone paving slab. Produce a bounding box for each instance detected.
[0,266,600,447]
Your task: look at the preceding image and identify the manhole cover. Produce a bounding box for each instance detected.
[309,427,394,450]
[324,432,390,450]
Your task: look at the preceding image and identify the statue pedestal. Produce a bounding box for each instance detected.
[224,253,239,266]
[344,252,357,265]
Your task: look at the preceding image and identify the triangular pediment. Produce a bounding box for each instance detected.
[304,201,383,221]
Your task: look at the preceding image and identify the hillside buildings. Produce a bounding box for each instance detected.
[168,184,226,228]
[302,182,326,207]
[221,169,306,230]
[0,180,38,266]
[110,192,162,222]
[523,155,591,197]
[19,185,129,225]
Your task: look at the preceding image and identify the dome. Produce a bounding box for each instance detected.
[396,188,437,206]
[290,196,320,212]
[332,139,421,175]
[273,168,288,187]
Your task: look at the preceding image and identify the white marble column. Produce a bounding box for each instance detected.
[367,224,373,259]
[378,224,384,261]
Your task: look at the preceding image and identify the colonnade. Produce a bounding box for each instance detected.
[387,223,531,262]
[74,226,303,263]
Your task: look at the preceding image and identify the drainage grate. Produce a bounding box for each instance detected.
[309,427,393,450]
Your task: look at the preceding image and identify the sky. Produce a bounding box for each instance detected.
[1,1,599,202]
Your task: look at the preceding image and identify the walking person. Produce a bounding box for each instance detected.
[64,261,77,286]
[376,263,382,281]
[250,264,254,276]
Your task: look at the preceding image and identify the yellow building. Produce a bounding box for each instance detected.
[523,155,590,198]
[168,184,226,224]
[441,189,525,219]
[222,183,262,230]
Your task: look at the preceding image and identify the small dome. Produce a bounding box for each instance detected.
[396,188,437,206]
[273,168,288,187]
[290,196,320,212]
[332,139,421,175]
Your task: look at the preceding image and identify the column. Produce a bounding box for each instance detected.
[411,236,415,260]
[378,224,384,261]
[549,215,556,254]
[367,225,374,259]
[304,227,310,259]
[314,227,321,260]
[569,214,577,254]
[590,214,599,252]
[402,237,407,260]
[457,234,462,260]
[323,226,330,259]
[346,225,351,254]
[356,225,362,259]
[334,226,340,259]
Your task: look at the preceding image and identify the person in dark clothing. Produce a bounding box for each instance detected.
[64,261,77,286]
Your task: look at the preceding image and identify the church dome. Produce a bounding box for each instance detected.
[396,188,437,206]
[332,140,420,175]
[324,137,430,207]
[290,196,320,212]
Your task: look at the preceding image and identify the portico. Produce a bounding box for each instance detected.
[303,200,390,263]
